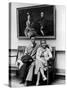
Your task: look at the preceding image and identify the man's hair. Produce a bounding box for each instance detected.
[30,34,36,39]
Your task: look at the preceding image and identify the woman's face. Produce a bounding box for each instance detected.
[41,40,46,48]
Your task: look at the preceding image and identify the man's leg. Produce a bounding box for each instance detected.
[26,62,35,81]
[36,71,40,86]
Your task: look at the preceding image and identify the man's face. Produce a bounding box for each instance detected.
[31,37,35,44]
[41,40,46,48]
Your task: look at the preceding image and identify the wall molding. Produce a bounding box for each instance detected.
[9,49,65,52]
[9,49,65,57]
[56,50,65,53]
[55,68,65,76]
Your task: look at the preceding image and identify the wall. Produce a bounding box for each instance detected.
[10,2,66,75]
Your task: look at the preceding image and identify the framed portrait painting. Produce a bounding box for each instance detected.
[17,5,56,39]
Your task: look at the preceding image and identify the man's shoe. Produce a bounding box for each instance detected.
[20,81,25,84]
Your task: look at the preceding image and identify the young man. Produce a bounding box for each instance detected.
[17,35,39,85]
[25,35,39,85]
[35,39,52,86]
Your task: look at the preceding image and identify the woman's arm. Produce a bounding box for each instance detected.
[36,47,45,63]
[46,48,52,60]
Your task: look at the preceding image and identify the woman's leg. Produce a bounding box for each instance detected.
[40,68,47,81]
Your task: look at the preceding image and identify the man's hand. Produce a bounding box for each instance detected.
[16,59,23,69]
[19,63,23,69]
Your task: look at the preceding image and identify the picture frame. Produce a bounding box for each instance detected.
[17,4,56,39]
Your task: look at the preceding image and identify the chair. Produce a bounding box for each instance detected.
[46,47,56,84]
[16,46,26,77]
[36,47,56,85]
[16,46,56,85]
[16,46,26,61]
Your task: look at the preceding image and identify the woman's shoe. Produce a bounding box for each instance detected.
[43,77,47,81]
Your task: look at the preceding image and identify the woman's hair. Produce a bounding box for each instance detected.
[40,39,50,48]
[40,39,46,44]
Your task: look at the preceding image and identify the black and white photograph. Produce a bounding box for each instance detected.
[9,2,66,87]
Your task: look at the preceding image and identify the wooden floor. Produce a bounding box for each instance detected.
[9,74,65,87]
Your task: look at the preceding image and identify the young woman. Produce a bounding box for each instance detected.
[35,39,52,86]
